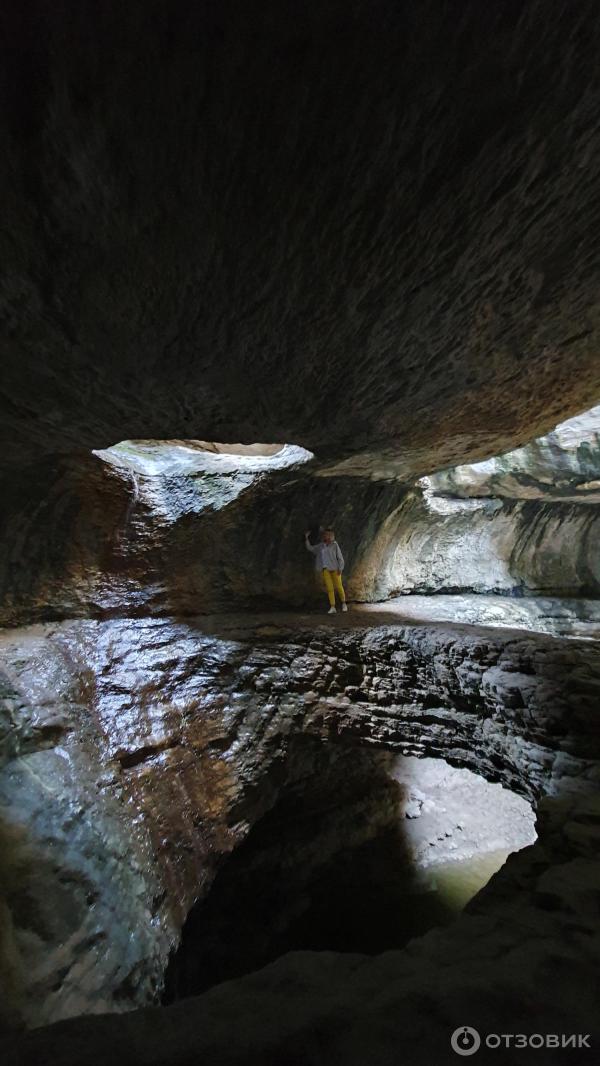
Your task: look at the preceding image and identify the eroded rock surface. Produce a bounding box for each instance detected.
[355,490,600,599]
[0,448,406,625]
[2,4,600,1060]
[2,1,600,477]
[4,409,600,625]
[350,405,600,600]
[423,403,600,501]
[162,753,536,1003]
[1,614,599,1036]
[359,594,600,641]
[7,792,600,1066]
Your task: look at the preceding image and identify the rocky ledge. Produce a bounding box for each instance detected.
[1,612,599,1061]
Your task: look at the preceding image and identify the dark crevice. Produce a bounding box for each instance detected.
[162,739,535,1004]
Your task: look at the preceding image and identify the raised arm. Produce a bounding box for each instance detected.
[304,531,320,555]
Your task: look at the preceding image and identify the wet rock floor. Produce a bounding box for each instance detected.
[0,601,598,1044]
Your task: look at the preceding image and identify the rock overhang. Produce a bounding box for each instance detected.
[2,1,600,477]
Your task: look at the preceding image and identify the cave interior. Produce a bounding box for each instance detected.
[1,2,600,1065]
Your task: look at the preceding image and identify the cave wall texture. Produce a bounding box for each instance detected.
[2,0,600,625]
[2,404,599,625]
[0,448,408,624]
[359,491,600,599]
[423,404,600,501]
[2,0,600,1061]
[1,615,599,1031]
[1,0,600,478]
[351,405,600,599]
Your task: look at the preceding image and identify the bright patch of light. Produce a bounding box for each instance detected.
[93,441,314,477]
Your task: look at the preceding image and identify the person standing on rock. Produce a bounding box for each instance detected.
[304,527,348,614]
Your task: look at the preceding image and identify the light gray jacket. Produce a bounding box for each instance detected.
[306,538,345,572]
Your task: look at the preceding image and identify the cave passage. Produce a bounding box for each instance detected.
[163,745,536,1003]
[3,0,600,1055]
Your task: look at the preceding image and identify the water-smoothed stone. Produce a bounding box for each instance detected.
[349,406,600,601]
[351,489,600,600]
[1,613,599,1034]
[4,799,600,1066]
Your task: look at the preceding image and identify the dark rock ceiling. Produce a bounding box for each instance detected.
[1,0,600,476]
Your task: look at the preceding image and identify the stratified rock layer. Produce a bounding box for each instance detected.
[353,490,600,599]
[7,793,600,1066]
[4,420,600,625]
[348,405,600,600]
[161,753,536,1003]
[2,1,600,477]
[0,449,406,625]
[423,403,600,501]
[1,613,599,1040]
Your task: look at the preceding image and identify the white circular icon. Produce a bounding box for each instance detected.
[451,1027,481,1056]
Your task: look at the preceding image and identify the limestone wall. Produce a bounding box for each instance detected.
[1,615,598,1029]
[351,490,600,600]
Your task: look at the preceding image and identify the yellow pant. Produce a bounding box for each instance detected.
[321,568,346,607]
